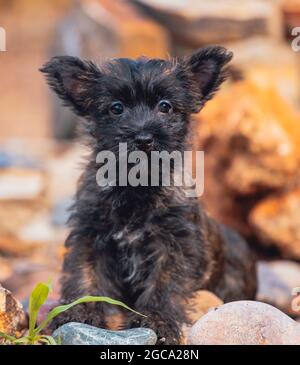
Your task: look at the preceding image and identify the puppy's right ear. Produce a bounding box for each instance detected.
[182,46,233,112]
[40,56,102,116]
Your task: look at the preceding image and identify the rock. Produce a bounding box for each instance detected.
[52,322,157,345]
[181,290,223,344]
[98,0,169,58]
[0,236,40,257]
[199,81,300,195]
[249,188,300,259]
[134,0,282,49]
[188,301,300,345]
[186,290,223,323]
[226,38,300,106]
[282,0,300,39]
[257,261,300,316]
[197,79,300,238]
[0,285,27,344]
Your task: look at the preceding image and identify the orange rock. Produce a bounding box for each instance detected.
[181,290,223,344]
[243,62,300,108]
[185,290,223,323]
[198,80,300,195]
[195,79,300,238]
[97,0,169,58]
[249,187,300,259]
[282,0,300,37]
[225,38,300,106]
[79,0,169,59]
[0,285,27,344]
[0,236,41,257]
[134,0,282,46]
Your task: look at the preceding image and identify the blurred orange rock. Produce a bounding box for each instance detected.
[0,236,41,257]
[134,0,282,47]
[55,0,169,60]
[227,38,300,106]
[282,0,300,37]
[0,285,27,344]
[249,187,300,259]
[181,290,223,344]
[96,0,169,58]
[198,80,300,195]
[196,80,300,238]
[185,290,223,323]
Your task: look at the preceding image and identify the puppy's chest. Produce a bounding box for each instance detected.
[111,223,151,284]
[108,206,198,249]
[111,224,145,247]
[109,214,177,248]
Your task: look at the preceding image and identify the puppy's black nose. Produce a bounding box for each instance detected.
[135,133,153,150]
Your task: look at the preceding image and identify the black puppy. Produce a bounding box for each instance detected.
[41,46,256,344]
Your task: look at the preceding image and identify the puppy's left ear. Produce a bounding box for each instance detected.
[184,46,233,112]
[40,56,102,117]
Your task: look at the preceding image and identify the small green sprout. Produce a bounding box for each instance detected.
[0,281,144,345]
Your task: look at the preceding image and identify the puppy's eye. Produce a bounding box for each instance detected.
[158,100,172,114]
[110,101,124,115]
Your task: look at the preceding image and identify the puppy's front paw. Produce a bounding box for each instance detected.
[125,312,181,345]
[49,303,106,331]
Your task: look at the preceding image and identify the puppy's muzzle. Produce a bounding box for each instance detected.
[134,132,153,151]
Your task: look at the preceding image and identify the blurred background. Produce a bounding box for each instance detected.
[1,0,300,318]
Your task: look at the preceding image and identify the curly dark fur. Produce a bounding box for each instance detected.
[41,46,257,344]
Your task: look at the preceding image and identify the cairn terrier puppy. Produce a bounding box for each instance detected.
[41,46,256,344]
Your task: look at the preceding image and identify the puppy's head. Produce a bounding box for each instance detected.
[41,46,232,153]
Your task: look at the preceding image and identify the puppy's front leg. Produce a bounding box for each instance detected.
[126,310,182,344]
[125,292,186,345]
[51,241,113,330]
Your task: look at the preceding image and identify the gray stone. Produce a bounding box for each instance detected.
[52,322,157,345]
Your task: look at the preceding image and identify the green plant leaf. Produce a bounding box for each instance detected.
[28,281,51,337]
[1,281,144,345]
[39,335,58,345]
[13,337,30,345]
[36,295,145,334]
[0,331,17,343]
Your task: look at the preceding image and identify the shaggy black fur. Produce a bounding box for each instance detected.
[41,46,257,344]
